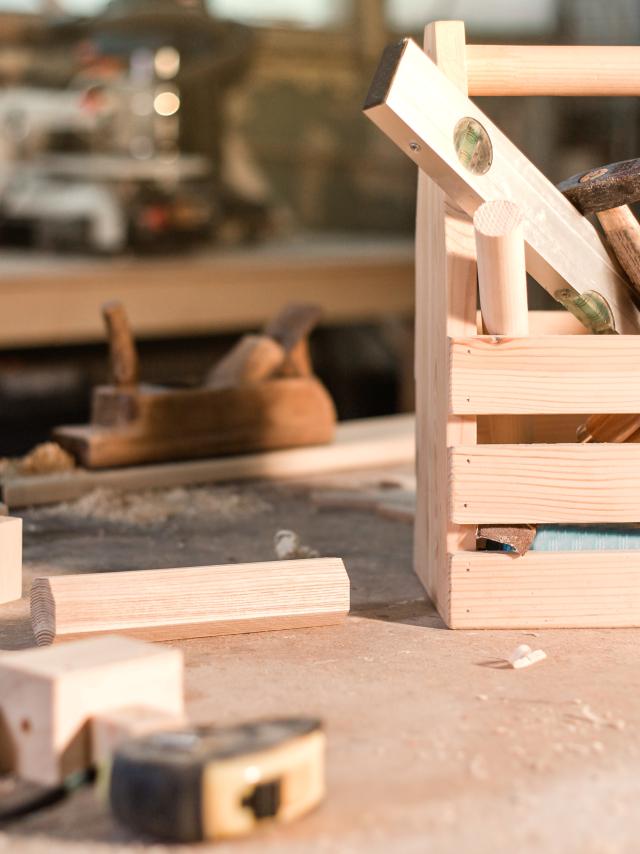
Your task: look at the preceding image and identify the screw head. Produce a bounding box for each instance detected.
[409,141,421,152]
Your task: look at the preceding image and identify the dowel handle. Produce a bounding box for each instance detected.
[473,200,529,337]
[466,45,640,96]
[596,206,640,298]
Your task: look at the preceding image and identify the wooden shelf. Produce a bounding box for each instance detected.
[0,235,414,349]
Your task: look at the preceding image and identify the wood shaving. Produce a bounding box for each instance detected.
[274,529,319,560]
[19,442,76,475]
[507,644,547,669]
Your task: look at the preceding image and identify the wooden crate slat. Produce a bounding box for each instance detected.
[450,444,640,523]
[450,335,640,414]
[449,551,640,628]
[465,45,640,97]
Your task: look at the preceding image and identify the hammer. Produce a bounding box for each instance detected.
[559,158,640,297]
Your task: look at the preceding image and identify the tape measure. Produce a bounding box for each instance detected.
[106,718,325,842]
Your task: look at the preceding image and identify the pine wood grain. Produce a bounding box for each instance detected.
[449,551,640,628]
[363,38,640,334]
[414,21,477,621]
[3,415,414,508]
[474,200,529,337]
[0,516,22,605]
[30,559,350,646]
[0,636,183,785]
[450,444,640,524]
[465,44,640,96]
[450,335,640,414]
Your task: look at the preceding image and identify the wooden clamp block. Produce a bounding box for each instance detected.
[0,635,183,784]
[91,705,185,766]
[0,517,22,606]
[31,559,350,645]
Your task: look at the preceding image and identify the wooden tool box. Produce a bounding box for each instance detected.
[411,23,640,628]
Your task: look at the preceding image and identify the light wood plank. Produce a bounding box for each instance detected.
[0,239,414,349]
[466,44,640,97]
[450,335,640,414]
[0,517,22,606]
[30,559,350,646]
[415,21,477,621]
[363,38,640,334]
[2,415,414,508]
[517,311,586,335]
[451,444,640,524]
[449,551,640,628]
[0,636,183,784]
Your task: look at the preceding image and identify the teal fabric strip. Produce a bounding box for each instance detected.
[532,525,640,551]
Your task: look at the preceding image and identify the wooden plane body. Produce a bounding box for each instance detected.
[54,377,336,469]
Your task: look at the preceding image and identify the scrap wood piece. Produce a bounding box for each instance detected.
[3,415,414,509]
[30,558,350,646]
[363,38,640,334]
[477,524,537,556]
[0,635,183,785]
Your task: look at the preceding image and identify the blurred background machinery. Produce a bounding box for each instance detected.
[1,0,640,453]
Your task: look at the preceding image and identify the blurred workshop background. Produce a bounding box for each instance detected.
[0,0,638,453]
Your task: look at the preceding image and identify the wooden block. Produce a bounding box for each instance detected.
[31,559,350,645]
[414,20,478,614]
[465,44,640,97]
[363,38,640,334]
[450,335,640,414]
[4,414,414,508]
[0,517,22,606]
[450,444,640,524]
[449,551,640,628]
[91,705,185,766]
[0,635,183,784]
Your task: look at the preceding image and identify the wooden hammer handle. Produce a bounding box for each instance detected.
[596,205,640,298]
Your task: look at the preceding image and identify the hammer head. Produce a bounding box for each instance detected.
[558,158,640,214]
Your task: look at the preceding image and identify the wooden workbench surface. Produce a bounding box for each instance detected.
[0,235,413,348]
[1,473,639,852]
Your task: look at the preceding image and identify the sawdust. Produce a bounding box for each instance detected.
[37,485,272,525]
